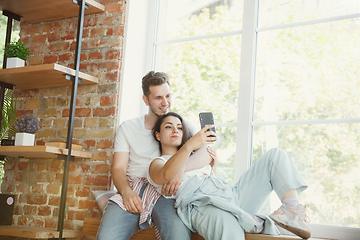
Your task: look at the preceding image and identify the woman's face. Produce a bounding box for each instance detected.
[156,115,183,148]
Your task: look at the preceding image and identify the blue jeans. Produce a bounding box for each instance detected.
[97,185,191,240]
[190,148,308,240]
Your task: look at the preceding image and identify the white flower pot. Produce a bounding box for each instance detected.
[6,57,25,68]
[15,133,35,146]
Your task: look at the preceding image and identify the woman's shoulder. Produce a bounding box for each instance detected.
[152,155,171,163]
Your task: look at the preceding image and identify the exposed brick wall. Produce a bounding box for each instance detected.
[1,0,126,238]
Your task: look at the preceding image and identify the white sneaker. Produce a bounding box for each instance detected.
[270,203,311,239]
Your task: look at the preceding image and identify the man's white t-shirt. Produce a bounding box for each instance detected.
[114,114,207,179]
[114,115,159,178]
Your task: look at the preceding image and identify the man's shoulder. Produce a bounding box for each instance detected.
[116,115,145,136]
[183,117,199,135]
[120,115,144,127]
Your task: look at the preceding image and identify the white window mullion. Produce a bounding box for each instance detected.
[257,12,360,33]
[151,0,161,70]
[234,0,259,181]
[253,118,360,126]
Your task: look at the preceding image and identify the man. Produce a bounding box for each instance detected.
[97,71,212,240]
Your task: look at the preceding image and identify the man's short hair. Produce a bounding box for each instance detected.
[142,71,170,98]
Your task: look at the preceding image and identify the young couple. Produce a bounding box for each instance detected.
[97,71,311,240]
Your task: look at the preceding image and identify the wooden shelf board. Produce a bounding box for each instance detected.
[0,63,98,89]
[0,0,105,23]
[0,225,82,239]
[0,145,92,159]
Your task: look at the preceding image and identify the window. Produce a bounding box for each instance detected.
[254,0,360,232]
[0,11,20,67]
[155,0,244,185]
[120,0,360,238]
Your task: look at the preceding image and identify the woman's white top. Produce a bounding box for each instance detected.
[147,155,210,198]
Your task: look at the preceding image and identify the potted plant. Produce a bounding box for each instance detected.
[0,89,17,146]
[14,114,40,146]
[0,89,17,225]
[3,41,31,68]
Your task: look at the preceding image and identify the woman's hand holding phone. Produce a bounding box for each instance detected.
[184,125,216,152]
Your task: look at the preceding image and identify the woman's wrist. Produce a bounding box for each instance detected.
[182,141,194,153]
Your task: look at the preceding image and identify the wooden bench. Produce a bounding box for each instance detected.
[82,218,330,240]
[0,225,82,239]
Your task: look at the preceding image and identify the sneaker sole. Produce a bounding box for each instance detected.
[270,216,311,239]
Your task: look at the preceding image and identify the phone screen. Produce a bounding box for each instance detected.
[199,112,216,135]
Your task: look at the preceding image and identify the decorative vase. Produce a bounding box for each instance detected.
[15,132,35,146]
[6,57,25,68]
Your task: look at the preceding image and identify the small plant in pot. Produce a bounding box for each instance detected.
[3,41,31,68]
[0,89,17,147]
[13,114,40,146]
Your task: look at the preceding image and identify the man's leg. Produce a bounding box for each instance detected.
[191,205,245,240]
[152,196,191,240]
[233,148,308,215]
[97,202,140,240]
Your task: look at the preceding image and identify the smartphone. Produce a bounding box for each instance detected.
[199,112,216,136]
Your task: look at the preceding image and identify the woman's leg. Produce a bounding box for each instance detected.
[191,205,245,240]
[282,189,298,200]
[232,148,311,238]
[233,148,307,214]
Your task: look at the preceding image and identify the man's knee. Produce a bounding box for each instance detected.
[152,198,191,239]
[97,203,140,240]
[152,208,191,239]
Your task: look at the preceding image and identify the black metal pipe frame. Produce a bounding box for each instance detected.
[2,3,90,238]
[57,1,87,239]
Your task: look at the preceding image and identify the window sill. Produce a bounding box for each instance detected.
[279,224,360,240]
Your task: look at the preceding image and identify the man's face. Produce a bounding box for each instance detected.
[145,83,171,117]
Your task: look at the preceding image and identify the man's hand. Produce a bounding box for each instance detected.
[122,188,143,213]
[161,169,184,197]
[112,152,143,213]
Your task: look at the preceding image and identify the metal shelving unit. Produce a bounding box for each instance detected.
[0,1,104,239]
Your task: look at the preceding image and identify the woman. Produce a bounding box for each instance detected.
[147,112,311,240]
